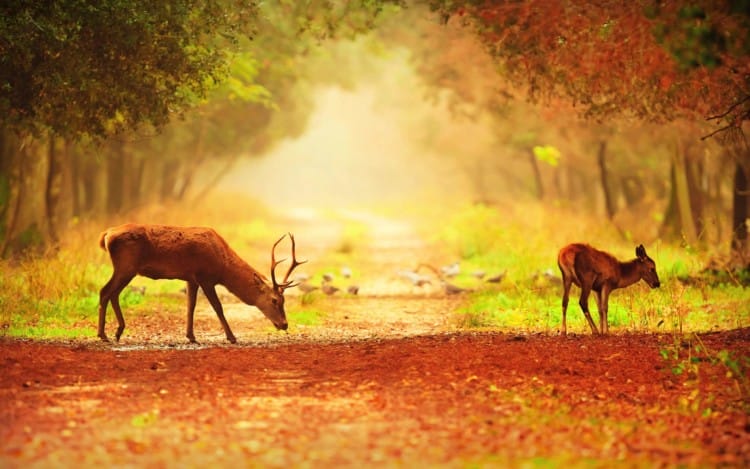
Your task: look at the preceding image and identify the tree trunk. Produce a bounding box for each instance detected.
[176,122,207,201]
[191,155,240,204]
[70,143,81,217]
[129,156,145,209]
[0,137,26,257]
[44,135,60,243]
[160,159,179,202]
[660,162,680,241]
[107,140,126,214]
[528,148,544,200]
[672,139,699,245]
[597,141,616,219]
[731,157,749,259]
[685,141,705,237]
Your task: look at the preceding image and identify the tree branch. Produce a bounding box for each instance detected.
[705,95,750,122]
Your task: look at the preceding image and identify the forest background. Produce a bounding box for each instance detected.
[0,0,748,270]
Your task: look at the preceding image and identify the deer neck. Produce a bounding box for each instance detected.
[617,260,642,289]
[220,257,270,306]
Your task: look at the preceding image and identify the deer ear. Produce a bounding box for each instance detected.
[635,245,646,258]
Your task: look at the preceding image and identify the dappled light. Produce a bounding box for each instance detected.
[1,1,749,467]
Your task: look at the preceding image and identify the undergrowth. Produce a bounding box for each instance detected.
[659,333,750,414]
[432,202,750,335]
[1,198,748,340]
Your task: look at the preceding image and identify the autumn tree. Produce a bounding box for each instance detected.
[429,0,750,259]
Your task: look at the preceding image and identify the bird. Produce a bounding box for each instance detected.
[398,269,432,287]
[128,285,146,295]
[347,285,359,295]
[472,270,486,280]
[440,262,460,278]
[442,280,470,295]
[293,272,311,283]
[322,272,335,282]
[321,284,340,296]
[297,282,319,293]
[341,266,352,278]
[486,271,507,284]
[541,268,562,285]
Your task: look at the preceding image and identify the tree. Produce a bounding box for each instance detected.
[0,0,404,254]
[0,0,259,139]
[429,0,750,259]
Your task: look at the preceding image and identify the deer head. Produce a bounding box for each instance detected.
[254,233,306,331]
[635,244,660,289]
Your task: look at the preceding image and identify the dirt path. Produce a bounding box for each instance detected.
[1,210,749,467]
[1,331,748,468]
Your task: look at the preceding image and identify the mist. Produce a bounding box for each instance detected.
[219,51,499,210]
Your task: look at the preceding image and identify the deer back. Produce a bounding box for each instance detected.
[101,224,257,283]
[558,243,621,289]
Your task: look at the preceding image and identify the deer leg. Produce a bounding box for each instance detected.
[200,284,237,344]
[578,285,599,335]
[599,287,611,334]
[594,290,604,334]
[185,281,199,343]
[98,277,115,342]
[98,273,133,342]
[561,276,573,336]
[109,294,128,342]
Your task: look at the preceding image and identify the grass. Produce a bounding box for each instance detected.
[287,309,326,326]
[1,196,748,340]
[431,202,750,335]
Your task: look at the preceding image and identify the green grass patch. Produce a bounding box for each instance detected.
[287,309,325,326]
[438,203,750,334]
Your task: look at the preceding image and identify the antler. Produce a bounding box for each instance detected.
[271,233,307,292]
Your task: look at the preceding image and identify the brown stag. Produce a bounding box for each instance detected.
[98,224,305,343]
[557,243,660,335]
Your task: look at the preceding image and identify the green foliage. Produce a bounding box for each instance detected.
[288,309,325,327]
[532,145,561,167]
[650,4,729,70]
[436,203,750,334]
[0,0,258,138]
[660,334,749,414]
[0,226,149,339]
[436,204,504,259]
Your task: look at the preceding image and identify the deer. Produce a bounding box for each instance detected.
[97,224,305,344]
[557,243,660,335]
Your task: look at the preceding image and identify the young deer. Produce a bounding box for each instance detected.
[98,224,305,344]
[557,243,660,335]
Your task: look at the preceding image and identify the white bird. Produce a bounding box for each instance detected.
[298,282,319,293]
[341,266,352,278]
[128,285,146,295]
[440,262,460,278]
[542,268,562,285]
[293,272,311,283]
[398,269,431,287]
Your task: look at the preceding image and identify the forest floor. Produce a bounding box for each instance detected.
[1,209,749,468]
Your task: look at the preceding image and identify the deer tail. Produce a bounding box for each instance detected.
[557,247,581,285]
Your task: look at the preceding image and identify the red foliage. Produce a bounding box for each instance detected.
[439,0,750,129]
